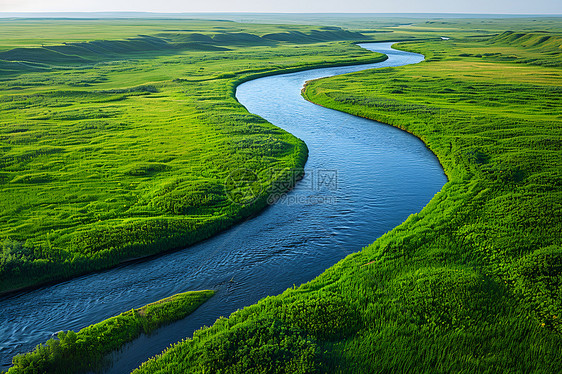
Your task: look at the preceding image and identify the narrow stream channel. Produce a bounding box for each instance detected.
[0,42,447,372]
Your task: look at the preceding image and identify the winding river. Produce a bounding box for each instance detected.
[0,42,446,372]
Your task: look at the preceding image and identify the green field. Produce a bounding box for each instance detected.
[4,17,558,294]
[0,20,390,294]
[1,15,562,373]
[7,290,214,373]
[132,22,562,373]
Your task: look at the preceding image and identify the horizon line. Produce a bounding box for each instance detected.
[1,11,561,16]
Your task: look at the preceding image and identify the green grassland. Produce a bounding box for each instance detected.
[0,18,365,52]
[2,16,562,372]
[0,21,391,294]
[6,290,214,374]
[132,28,562,372]
[3,17,560,294]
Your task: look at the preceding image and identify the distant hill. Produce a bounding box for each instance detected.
[0,28,368,70]
[490,31,562,51]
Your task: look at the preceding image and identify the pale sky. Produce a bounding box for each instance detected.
[0,0,560,14]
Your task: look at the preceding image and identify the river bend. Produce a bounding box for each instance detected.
[0,42,446,372]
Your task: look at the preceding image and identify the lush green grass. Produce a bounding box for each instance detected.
[0,27,366,70]
[418,30,562,67]
[0,16,481,296]
[0,19,364,52]
[0,21,389,294]
[5,290,214,374]
[133,29,562,373]
[2,16,562,372]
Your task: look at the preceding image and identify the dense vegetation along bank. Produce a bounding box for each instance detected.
[0,21,389,295]
[4,290,214,374]
[133,33,562,372]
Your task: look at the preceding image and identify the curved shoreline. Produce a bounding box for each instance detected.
[229,52,388,101]
[0,50,389,298]
[126,43,447,373]
[1,42,447,373]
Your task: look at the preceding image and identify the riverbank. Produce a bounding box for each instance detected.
[5,290,214,373]
[0,44,388,297]
[0,19,389,296]
[2,40,442,372]
[133,35,562,372]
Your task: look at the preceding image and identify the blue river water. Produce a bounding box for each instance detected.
[0,42,447,372]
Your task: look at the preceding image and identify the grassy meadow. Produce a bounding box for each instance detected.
[1,15,562,373]
[0,20,390,294]
[132,21,562,373]
[7,290,214,373]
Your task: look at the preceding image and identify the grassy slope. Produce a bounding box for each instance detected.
[133,33,562,372]
[0,19,362,52]
[0,21,388,294]
[6,290,214,374]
